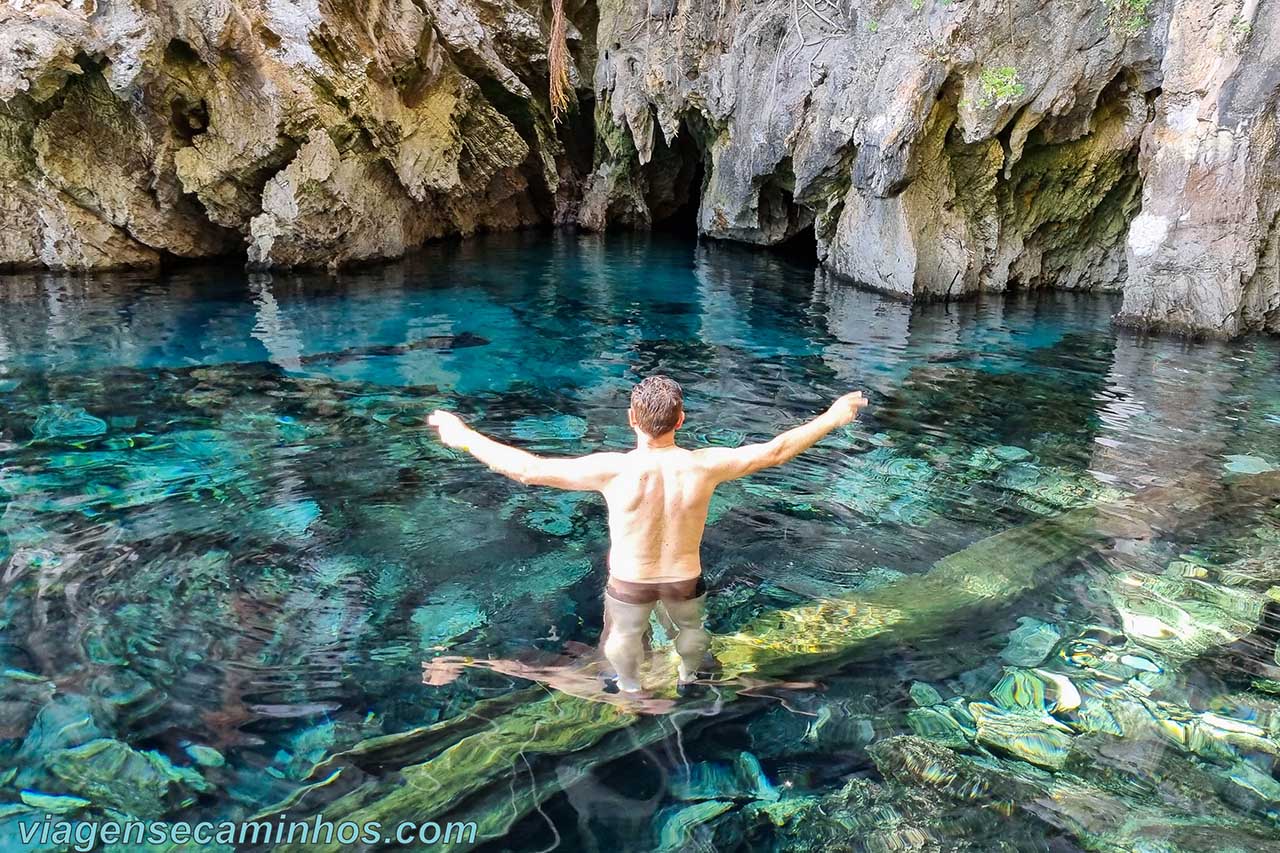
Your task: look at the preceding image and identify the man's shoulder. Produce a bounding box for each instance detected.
[687,445,732,463]
[589,450,631,467]
[678,447,726,478]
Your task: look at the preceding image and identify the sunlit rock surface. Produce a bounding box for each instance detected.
[1115,0,1280,336]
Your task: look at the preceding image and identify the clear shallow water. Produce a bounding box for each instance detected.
[1,233,1279,850]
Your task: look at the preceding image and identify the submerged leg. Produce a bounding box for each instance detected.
[602,593,656,693]
[662,594,710,683]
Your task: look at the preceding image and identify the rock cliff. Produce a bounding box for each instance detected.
[1,0,1277,336]
[587,0,1278,335]
[0,0,596,270]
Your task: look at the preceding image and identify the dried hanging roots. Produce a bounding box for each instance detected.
[549,0,572,121]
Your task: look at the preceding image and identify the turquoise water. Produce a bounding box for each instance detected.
[2,233,1280,850]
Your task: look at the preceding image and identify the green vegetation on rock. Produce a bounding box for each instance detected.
[1105,0,1154,36]
[969,66,1027,110]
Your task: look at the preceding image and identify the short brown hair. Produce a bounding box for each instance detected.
[630,375,683,436]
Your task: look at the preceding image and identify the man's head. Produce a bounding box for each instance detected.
[629,375,685,439]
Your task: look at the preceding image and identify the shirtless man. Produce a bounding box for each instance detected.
[428,376,868,693]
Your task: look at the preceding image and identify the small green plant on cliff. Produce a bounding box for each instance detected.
[966,66,1025,110]
[1229,14,1254,50]
[911,0,924,10]
[1105,0,1154,37]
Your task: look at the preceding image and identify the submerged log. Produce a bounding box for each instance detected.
[265,473,1279,852]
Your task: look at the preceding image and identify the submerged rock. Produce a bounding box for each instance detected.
[1110,572,1264,663]
[45,738,211,818]
[30,406,108,441]
[18,791,89,814]
[15,693,106,775]
[804,703,875,752]
[739,777,945,852]
[671,751,778,803]
[412,585,487,650]
[747,707,812,759]
[653,799,734,852]
[989,669,1053,715]
[182,743,225,769]
[870,734,1280,851]
[512,415,589,443]
[906,704,974,751]
[1000,618,1062,667]
[1224,455,1278,476]
[883,530,1280,846]
[993,446,1033,463]
[909,682,944,708]
[968,702,1074,769]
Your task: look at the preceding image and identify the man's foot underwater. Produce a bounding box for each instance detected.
[598,670,644,695]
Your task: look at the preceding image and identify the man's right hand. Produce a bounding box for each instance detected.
[428,409,473,449]
[826,391,869,426]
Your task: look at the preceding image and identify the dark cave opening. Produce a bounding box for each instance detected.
[629,114,818,262]
[650,153,704,237]
[645,117,707,238]
[755,158,819,265]
[170,95,209,142]
[163,38,202,66]
[773,220,818,264]
[559,94,598,177]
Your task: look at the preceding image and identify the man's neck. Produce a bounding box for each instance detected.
[635,432,677,451]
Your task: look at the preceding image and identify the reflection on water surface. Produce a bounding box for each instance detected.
[1,233,1279,851]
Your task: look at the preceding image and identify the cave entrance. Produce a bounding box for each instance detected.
[756,158,818,265]
[651,153,703,237]
[644,118,707,237]
[773,220,818,264]
[636,116,817,264]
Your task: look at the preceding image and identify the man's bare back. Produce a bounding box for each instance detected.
[600,445,715,582]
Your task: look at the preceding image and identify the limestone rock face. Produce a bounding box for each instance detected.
[0,0,594,270]
[1115,0,1280,336]
[585,0,1279,334]
[586,0,1160,295]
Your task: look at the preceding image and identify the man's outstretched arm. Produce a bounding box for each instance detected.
[694,391,867,483]
[428,410,623,491]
